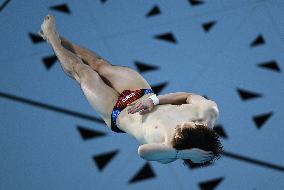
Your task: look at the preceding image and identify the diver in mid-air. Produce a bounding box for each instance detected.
[39,14,223,168]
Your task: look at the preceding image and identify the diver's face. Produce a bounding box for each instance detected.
[174,122,196,138]
[179,121,197,130]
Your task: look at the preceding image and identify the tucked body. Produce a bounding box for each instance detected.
[118,94,219,146]
[39,14,223,168]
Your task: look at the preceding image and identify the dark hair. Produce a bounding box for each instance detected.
[171,123,223,168]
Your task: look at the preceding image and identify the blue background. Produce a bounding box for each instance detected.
[1,0,284,189]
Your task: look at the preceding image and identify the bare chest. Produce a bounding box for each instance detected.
[118,104,201,144]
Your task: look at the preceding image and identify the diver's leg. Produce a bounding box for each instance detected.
[59,36,109,70]
[57,36,117,88]
[40,14,118,128]
[40,16,152,94]
[96,63,152,94]
[73,63,119,128]
[58,37,152,93]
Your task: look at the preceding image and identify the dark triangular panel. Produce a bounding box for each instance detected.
[258,60,281,73]
[250,34,265,47]
[237,88,262,101]
[29,32,45,43]
[154,32,177,44]
[129,163,156,184]
[134,61,159,73]
[100,0,107,3]
[77,125,106,140]
[93,150,118,171]
[253,112,273,129]
[42,55,57,70]
[213,125,228,139]
[0,0,11,12]
[146,5,161,17]
[199,177,224,190]
[151,82,168,95]
[188,0,204,6]
[202,21,216,32]
[50,4,71,14]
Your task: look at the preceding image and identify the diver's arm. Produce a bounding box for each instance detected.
[157,91,210,105]
[185,93,208,104]
[127,92,205,114]
[157,92,194,105]
[138,143,214,164]
[138,143,178,164]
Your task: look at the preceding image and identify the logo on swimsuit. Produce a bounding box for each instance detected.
[122,92,136,103]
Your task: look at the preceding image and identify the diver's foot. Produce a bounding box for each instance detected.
[40,14,61,45]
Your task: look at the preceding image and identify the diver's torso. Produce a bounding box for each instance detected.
[117,96,217,145]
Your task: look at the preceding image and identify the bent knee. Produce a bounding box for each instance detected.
[75,64,100,81]
[96,62,112,76]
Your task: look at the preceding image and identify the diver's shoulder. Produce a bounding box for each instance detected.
[206,99,219,117]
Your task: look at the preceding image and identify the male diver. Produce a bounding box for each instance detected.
[39,14,223,168]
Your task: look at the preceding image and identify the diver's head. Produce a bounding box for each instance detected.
[171,122,223,168]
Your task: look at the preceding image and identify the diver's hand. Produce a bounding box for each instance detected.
[177,148,213,163]
[127,98,154,115]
